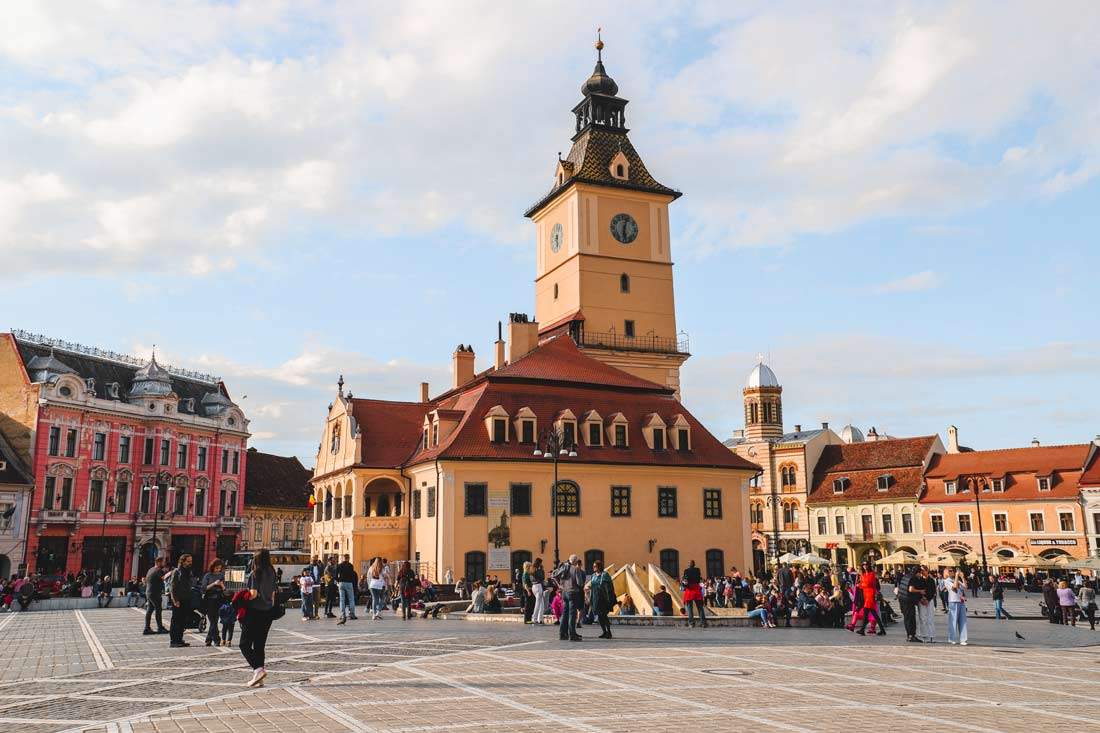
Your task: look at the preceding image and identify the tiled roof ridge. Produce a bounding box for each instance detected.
[937,442,1089,456]
[349,396,428,408]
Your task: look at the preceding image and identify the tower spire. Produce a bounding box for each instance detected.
[596,27,603,62]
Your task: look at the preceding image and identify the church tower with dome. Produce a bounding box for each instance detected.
[742,360,784,442]
[525,34,689,396]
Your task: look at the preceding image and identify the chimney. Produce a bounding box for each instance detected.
[420,382,430,403]
[1031,438,1040,447]
[495,321,506,370]
[946,425,959,453]
[508,312,539,362]
[452,345,475,388]
[794,424,801,433]
[821,421,829,431]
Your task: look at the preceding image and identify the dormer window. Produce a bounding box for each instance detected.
[492,418,507,443]
[614,424,627,448]
[608,150,630,181]
[668,415,691,451]
[676,428,689,451]
[582,411,603,447]
[991,478,1005,492]
[432,422,439,446]
[422,427,429,450]
[652,429,665,451]
[554,410,577,449]
[1038,476,1052,491]
[514,407,537,444]
[876,474,893,492]
[832,477,849,494]
[642,414,667,450]
[945,480,957,495]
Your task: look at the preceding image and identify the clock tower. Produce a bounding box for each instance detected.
[525,35,689,396]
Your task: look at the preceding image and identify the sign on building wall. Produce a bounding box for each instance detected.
[487,486,511,571]
[1030,538,1077,546]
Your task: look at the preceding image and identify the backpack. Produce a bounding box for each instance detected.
[218,602,234,625]
[895,572,913,603]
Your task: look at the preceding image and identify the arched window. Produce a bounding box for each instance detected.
[511,550,533,577]
[465,551,486,583]
[705,549,724,579]
[584,549,604,572]
[553,480,580,516]
[783,502,794,525]
[659,548,680,578]
[620,273,630,293]
[781,465,797,487]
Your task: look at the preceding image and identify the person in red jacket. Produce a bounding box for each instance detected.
[856,563,886,636]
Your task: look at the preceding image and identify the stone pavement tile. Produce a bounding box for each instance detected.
[341,697,520,730]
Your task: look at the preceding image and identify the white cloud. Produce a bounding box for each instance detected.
[874,270,941,294]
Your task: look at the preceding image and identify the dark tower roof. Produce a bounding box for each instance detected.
[581,33,618,96]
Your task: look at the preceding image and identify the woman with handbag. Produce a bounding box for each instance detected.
[240,549,279,688]
[201,559,227,647]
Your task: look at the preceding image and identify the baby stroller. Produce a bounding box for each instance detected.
[184,586,208,633]
[878,599,898,626]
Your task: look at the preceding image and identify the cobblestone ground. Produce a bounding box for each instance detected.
[0,606,1095,732]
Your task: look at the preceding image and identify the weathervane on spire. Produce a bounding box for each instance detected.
[756,352,765,364]
[596,27,603,61]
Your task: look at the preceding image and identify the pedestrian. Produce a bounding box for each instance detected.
[681,560,707,628]
[366,557,387,620]
[309,557,322,619]
[589,560,615,639]
[991,574,1012,620]
[521,561,536,624]
[125,577,142,607]
[1079,579,1096,630]
[553,555,585,641]
[323,558,338,618]
[335,554,358,624]
[1056,580,1077,627]
[652,584,673,616]
[1042,579,1060,624]
[943,568,968,646]
[530,558,546,625]
[96,575,114,607]
[897,565,923,643]
[915,566,936,643]
[168,554,194,648]
[856,563,885,636]
[239,548,278,688]
[143,557,168,634]
[200,559,227,647]
[395,560,417,621]
[298,568,314,621]
[218,599,236,646]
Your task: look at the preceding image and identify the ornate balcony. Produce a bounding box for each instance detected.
[38,509,80,524]
[845,533,890,544]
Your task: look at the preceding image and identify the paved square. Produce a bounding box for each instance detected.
[0,608,1095,732]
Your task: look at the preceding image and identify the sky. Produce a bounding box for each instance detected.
[2,1,1099,466]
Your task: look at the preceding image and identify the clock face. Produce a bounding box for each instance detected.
[609,213,638,244]
[550,222,563,253]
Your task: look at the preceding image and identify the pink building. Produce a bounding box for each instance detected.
[0,331,250,581]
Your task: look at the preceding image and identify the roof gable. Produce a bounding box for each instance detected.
[243,450,312,508]
[808,436,938,504]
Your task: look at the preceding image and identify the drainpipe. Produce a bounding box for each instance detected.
[435,459,442,582]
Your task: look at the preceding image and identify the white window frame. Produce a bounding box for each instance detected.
[1058,510,1075,533]
[990,478,1004,492]
[992,511,1009,533]
[834,515,845,534]
[930,513,945,533]
[901,513,913,534]
[1037,476,1052,492]
[1029,511,1045,532]
[957,512,972,533]
[945,480,957,496]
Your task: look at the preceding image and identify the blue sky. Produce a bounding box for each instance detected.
[2,2,1098,464]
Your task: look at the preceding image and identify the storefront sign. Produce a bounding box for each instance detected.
[1029,538,1077,546]
[938,541,973,551]
[825,543,838,549]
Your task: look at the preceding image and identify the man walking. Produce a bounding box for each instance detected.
[168,554,194,648]
[335,554,358,624]
[682,560,707,628]
[991,574,1012,620]
[143,557,169,635]
[309,557,322,619]
[554,555,585,642]
[896,565,923,642]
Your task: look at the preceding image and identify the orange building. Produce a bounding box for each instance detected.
[920,442,1092,566]
[1081,443,1100,557]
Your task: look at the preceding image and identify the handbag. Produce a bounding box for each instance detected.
[269,598,286,620]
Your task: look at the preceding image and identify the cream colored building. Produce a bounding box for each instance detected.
[309,44,760,580]
[808,435,944,567]
[726,361,840,574]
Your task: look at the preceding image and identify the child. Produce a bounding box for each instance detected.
[549,588,564,622]
[218,600,236,647]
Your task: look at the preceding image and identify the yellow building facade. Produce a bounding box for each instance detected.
[308,44,759,580]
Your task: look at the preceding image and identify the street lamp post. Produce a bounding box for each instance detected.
[969,477,990,576]
[142,478,163,563]
[533,427,577,568]
[98,492,115,580]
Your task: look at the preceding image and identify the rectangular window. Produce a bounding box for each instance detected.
[412,489,422,519]
[427,486,437,517]
[1030,513,1045,532]
[43,476,56,508]
[143,437,154,465]
[139,483,150,513]
[254,522,263,541]
[902,513,913,534]
[882,514,893,533]
[958,514,972,532]
[1094,513,1100,536]
[703,488,722,519]
[835,515,846,534]
[944,481,956,495]
[232,450,240,474]
[422,428,429,450]
[1059,511,1075,532]
[173,487,185,515]
[194,487,205,516]
[994,512,1008,532]
[432,423,439,446]
[876,475,890,491]
[657,487,677,517]
[614,424,626,448]
[48,427,60,456]
[817,515,827,535]
[177,443,188,469]
[990,478,1004,492]
[587,422,602,446]
[1038,476,1051,491]
[197,446,207,471]
[284,522,292,541]
[221,449,229,473]
[93,433,106,461]
[521,420,534,443]
[65,429,77,457]
[492,419,507,443]
[677,428,689,451]
[611,486,631,516]
[270,522,278,542]
[652,429,665,451]
[119,435,131,464]
[624,320,635,338]
[510,483,532,516]
[930,515,944,533]
[89,479,104,512]
[160,439,170,466]
[115,481,128,513]
[464,483,487,516]
[562,422,575,448]
[60,477,72,510]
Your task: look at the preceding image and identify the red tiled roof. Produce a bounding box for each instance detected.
[490,335,668,392]
[1082,446,1100,488]
[244,449,313,508]
[349,398,432,468]
[922,443,1090,503]
[538,309,585,335]
[808,436,939,505]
